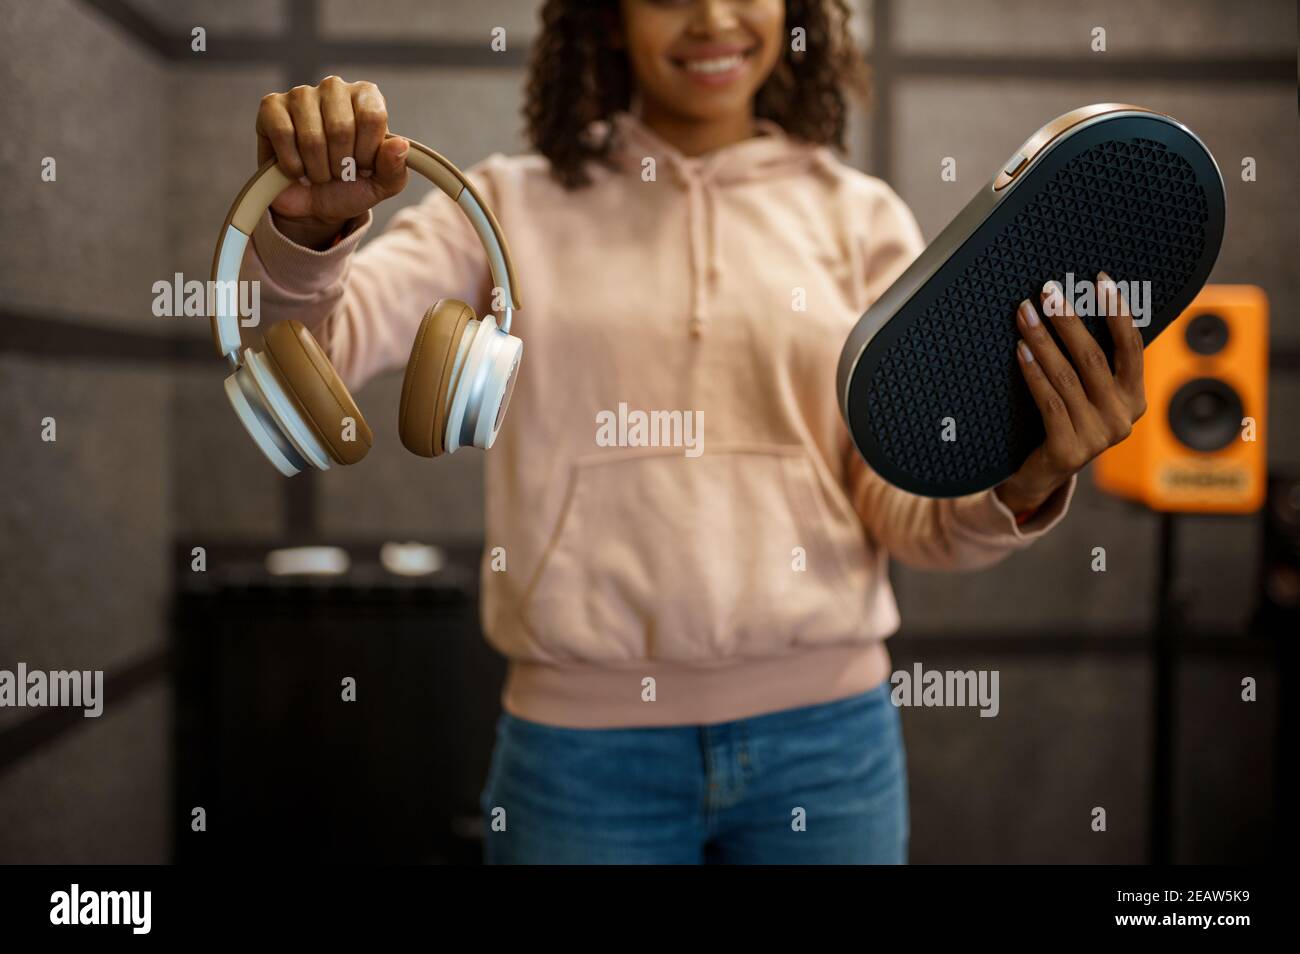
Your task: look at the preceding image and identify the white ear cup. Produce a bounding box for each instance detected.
[443,317,524,453]
[224,371,303,477]
[224,348,334,474]
[475,328,523,450]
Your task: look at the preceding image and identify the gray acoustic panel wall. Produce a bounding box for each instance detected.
[846,101,872,174]
[893,0,1294,55]
[170,366,288,538]
[131,0,286,35]
[0,0,167,326]
[1174,515,1265,637]
[320,0,542,42]
[1173,658,1278,864]
[0,0,172,862]
[892,476,1161,635]
[851,0,874,48]
[0,683,172,863]
[1270,377,1300,471]
[898,648,1280,863]
[896,651,1152,864]
[0,358,171,695]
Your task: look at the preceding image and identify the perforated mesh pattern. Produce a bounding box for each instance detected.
[864,137,1210,491]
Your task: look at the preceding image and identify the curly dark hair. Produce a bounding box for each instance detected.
[524,0,870,189]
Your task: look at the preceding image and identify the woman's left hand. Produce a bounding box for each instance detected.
[995,271,1148,516]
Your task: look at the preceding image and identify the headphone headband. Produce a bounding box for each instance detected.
[208,136,521,358]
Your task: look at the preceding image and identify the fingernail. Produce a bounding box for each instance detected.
[1018,340,1034,363]
[1018,299,1040,328]
[1097,271,1115,298]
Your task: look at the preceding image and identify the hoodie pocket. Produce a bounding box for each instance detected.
[518,444,868,664]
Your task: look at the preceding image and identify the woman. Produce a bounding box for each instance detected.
[245,0,1146,863]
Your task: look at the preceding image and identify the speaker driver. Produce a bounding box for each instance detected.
[1168,377,1243,452]
[1185,312,1230,355]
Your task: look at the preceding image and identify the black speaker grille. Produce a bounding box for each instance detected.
[864,136,1211,492]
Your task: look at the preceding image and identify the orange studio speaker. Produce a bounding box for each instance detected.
[1094,284,1268,513]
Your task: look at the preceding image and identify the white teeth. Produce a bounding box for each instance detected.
[682,54,744,75]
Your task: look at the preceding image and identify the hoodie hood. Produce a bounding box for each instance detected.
[603,111,837,334]
[607,110,830,185]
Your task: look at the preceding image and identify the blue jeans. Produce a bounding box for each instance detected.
[479,682,908,864]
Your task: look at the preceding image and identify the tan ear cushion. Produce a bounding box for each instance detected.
[263,320,373,465]
[399,300,475,458]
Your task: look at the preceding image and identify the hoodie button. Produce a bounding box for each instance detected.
[689,318,705,339]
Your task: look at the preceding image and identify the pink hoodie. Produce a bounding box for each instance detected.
[242,111,1074,728]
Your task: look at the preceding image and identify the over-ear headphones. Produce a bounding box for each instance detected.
[208,135,523,476]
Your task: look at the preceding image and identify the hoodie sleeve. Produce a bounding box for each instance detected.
[238,159,499,393]
[841,182,1074,572]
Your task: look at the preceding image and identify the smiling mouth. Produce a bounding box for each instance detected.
[671,48,756,77]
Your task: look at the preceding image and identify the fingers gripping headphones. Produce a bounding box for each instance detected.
[208,136,523,476]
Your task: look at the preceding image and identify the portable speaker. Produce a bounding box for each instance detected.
[1094,285,1268,513]
[838,104,1226,497]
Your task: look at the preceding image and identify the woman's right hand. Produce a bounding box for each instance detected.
[256,75,409,249]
